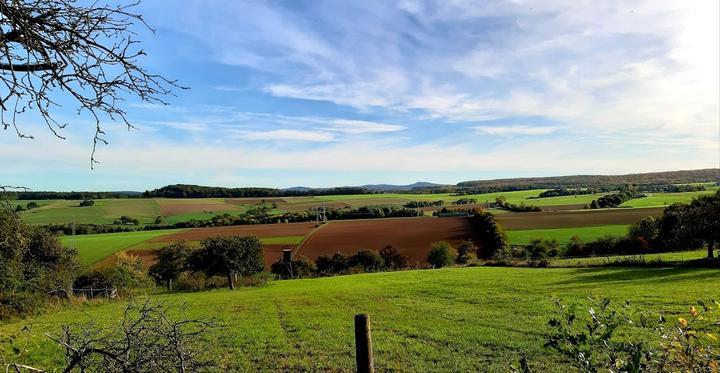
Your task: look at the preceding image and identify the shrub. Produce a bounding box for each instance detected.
[348,250,385,272]
[563,235,586,257]
[270,255,316,279]
[174,271,207,292]
[473,211,508,258]
[379,245,409,270]
[427,241,456,268]
[79,199,95,207]
[315,252,349,275]
[456,240,479,264]
[25,201,39,209]
[102,253,155,291]
[524,239,559,267]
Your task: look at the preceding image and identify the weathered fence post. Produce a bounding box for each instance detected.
[354,313,374,373]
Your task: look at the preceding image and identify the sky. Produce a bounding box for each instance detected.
[2,0,719,191]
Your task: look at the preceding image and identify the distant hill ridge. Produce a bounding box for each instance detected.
[7,169,718,199]
[457,168,720,189]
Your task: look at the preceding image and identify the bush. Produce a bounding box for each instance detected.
[563,235,586,257]
[456,240,479,264]
[524,239,559,267]
[270,255,316,279]
[379,245,410,269]
[473,211,508,258]
[316,252,349,275]
[79,199,95,207]
[427,241,456,268]
[174,271,207,292]
[0,292,46,319]
[348,250,385,272]
[25,201,39,209]
[102,253,155,291]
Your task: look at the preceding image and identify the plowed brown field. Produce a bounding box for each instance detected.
[298,217,480,265]
[496,207,664,230]
[148,222,316,243]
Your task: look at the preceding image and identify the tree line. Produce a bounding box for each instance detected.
[494,196,542,212]
[403,200,444,208]
[589,189,644,209]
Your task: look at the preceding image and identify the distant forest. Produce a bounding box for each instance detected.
[3,169,717,199]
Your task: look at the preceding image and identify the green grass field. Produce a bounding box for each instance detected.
[622,189,719,208]
[554,249,709,267]
[506,224,630,245]
[1,266,718,371]
[20,199,160,225]
[59,229,182,266]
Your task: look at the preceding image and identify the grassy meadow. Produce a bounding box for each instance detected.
[505,224,630,245]
[1,266,718,371]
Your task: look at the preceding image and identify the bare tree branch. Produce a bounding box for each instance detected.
[0,0,185,168]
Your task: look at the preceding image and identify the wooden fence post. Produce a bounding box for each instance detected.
[354,313,374,373]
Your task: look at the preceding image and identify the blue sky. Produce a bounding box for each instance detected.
[2,0,719,191]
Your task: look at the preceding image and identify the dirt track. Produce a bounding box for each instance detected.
[298,217,480,265]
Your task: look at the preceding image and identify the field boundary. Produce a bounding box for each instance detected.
[294,222,332,257]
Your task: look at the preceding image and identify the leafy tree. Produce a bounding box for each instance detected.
[657,192,718,258]
[79,199,95,207]
[102,252,154,290]
[14,204,24,212]
[379,245,409,270]
[270,254,316,279]
[149,241,193,290]
[525,239,559,267]
[0,210,78,316]
[628,216,659,250]
[427,241,456,268]
[190,235,264,289]
[473,210,508,258]
[25,201,38,209]
[348,250,385,272]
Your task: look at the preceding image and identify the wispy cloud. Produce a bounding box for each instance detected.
[324,119,405,134]
[235,129,334,142]
[474,125,560,136]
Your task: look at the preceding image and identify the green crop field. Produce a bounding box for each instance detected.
[1,266,718,371]
[19,199,160,225]
[553,249,709,267]
[59,229,182,266]
[506,224,630,245]
[622,188,719,208]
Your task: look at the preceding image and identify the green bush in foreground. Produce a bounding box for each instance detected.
[515,298,720,372]
[427,241,456,268]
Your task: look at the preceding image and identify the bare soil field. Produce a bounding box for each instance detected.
[117,244,290,269]
[298,217,480,265]
[277,201,352,212]
[149,222,317,243]
[156,198,242,216]
[225,197,286,205]
[496,207,664,230]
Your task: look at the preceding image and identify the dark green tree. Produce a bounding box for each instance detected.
[427,241,456,268]
[190,235,264,289]
[149,241,193,290]
[348,249,385,272]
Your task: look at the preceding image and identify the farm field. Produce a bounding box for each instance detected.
[1,266,718,371]
[298,217,480,264]
[495,207,663,230]
[505,224,630,245]
[622,189,719,207]
[553,248,708,267]
[12,187,717,227]
[59,229,185,267]
[61,223,318,268]
[19,199,160,225]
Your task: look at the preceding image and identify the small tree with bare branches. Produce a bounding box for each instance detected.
[0,0,182,166]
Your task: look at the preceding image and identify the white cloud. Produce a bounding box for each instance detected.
[325,119,405,134]
[474,125,559,136]
[235,129,334,142]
